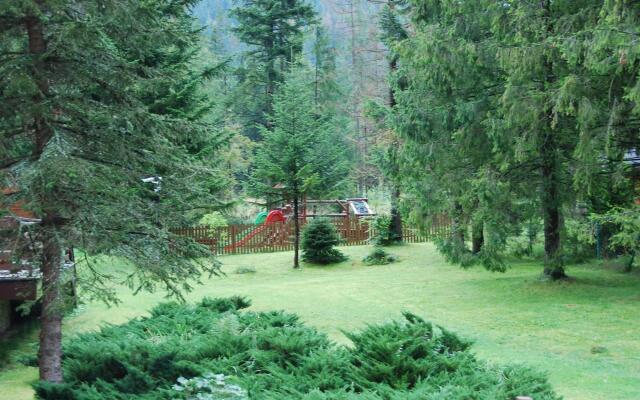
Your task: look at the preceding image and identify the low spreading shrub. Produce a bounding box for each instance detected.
[233,266,257,274]
[301,219,347,264]
[362,247,398,266]
[34,297,560,400]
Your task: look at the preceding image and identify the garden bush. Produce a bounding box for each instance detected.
[33,297,560,400]
[370,214,400,246]
[362,247,398,266]
[301,218,347,264]
[591,206,639,272]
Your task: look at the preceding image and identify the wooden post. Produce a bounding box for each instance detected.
[231,225,237,255]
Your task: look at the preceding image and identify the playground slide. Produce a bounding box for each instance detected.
[223,224,269,252]
[223,210,287,252]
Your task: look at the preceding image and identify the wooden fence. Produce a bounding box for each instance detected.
[173,217,451,256]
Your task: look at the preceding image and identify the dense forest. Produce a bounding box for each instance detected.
[0,0,639,396]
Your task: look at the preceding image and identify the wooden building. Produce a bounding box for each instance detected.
[0,188,41,334]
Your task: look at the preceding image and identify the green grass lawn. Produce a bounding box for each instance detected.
[1,243,639,399]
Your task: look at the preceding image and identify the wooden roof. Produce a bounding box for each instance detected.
[1,188,36,219]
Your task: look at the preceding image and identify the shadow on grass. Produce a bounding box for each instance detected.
[0,319,39,370]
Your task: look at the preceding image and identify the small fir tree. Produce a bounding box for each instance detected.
[249,65,350,268]
[230,0,316,138]
[301,219,347,265]
[362,247,398,266]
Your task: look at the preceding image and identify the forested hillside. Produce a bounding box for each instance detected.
[194,0,392,193]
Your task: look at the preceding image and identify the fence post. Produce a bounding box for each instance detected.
[231,225,237,254]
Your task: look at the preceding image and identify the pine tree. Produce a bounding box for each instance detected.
[250,65,350,268]
[378,0,409,243]
[230,0,316,138]
[393,0,639,277]
[0,0,225,382]
[392,0,508,270]
[301,218,346,264]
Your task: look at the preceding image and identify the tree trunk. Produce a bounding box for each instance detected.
[293,194,300,269]
[389,56,397,108]
[541,155,565,279]
[452,202,466,248]
[387,55,403,242]
[389,186,403,242]
[540,0,566,280]
[26,7,53,158]
[38,222,64,383]
[471,221,484,254]
[26,4,66,383]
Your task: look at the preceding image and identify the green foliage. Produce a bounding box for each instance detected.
[33,298,560,399]
[434,236,477,269]
[362,247,398,266]
[563,217,596,264]
[391,0,640,277]
[199,212,228,235]
[591,206,640,271]
[301,219,347,265]
[0,0,229,304]
[249,65,351,202]
[312,26,342,115]
[230,0,317,138]
[371,214,401,246]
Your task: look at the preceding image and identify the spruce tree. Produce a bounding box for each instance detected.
[301,218,346,264]
[378,1,408,243]
[392,0,639,277]
[250,65,350,268]
[392,0,508,270]
[0,0,225,382]
[230,0,316,138]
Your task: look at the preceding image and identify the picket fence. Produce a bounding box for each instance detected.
[173,216,451,255]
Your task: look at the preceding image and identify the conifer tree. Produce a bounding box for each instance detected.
[393,0,639,277]
[0,0,225,382]
[230,0,316,138]
[250,65,350,268]
[393,0,508,270]
[487,0,605,278]
[378,0,408,243]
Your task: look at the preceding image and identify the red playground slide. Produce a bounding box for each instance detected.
[223,209,287,251]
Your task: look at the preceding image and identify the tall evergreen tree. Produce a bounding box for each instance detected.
[378,0,409,243]
[230,0,316,138]
[393,0,509,269]
[250,65,350,268]
[0,0,225,382]
[393,0,638,277]
[487,0,605,278]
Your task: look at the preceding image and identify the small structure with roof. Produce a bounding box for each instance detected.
[0,188,75,334]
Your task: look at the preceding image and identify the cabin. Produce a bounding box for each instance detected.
[0,188,41,333]
[626,149,640,204]
[0,188,77,334]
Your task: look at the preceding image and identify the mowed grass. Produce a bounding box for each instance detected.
[1,243,639,400]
